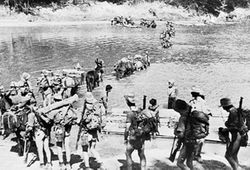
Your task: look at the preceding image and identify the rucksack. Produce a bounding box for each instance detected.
[188,110,209,139]
[242,109,250,130]
[83,102,103,130]
[130,109,158,140]
[48,105,77,126]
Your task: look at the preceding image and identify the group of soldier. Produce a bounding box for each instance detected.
[160,21,175,48]
[0,63,112,170]
[166,79,249,170]
[0,63,249,170]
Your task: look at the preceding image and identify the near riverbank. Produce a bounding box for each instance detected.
[1,1,250,27]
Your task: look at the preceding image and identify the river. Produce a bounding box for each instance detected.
[0,21,250,110]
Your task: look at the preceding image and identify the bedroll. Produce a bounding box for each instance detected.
[189,110,209,139]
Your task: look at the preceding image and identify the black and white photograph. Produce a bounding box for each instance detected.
[0,0,250,169]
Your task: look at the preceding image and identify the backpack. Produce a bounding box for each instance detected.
[130,109,158,140]
[242,109,250,131]
[188,110,209,139]
[49,105,77,126]
[83,102,103,130]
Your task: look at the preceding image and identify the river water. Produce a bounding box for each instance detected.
[0,22,250,110]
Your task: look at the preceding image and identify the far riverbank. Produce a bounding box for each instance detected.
[1,2,250,27]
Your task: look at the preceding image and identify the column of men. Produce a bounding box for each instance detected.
[0,74,249,170]
[0,69,112,170]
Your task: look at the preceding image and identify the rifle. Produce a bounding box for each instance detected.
[143,95,147,110]
[169,137,182,162]
[75,100,86,150]
[238,97,245,132]
[169,101,191,162]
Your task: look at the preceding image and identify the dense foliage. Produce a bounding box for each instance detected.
[169,0,250,16]
[1,0,250,16]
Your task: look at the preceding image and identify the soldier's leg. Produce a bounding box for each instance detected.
[186,143,196,170]
[81,132,90,168]
[194,139,204,162]
[126,142,134,170]
[225,131,241,170]
[137,143,146,170]
[35,131,45,166]
[89,139,102,163]
[64,135,71,169]
[56,142,64,164]
[43,137,52,167]
[177,144,189,170]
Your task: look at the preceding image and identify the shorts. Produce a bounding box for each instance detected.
[34,129,48,141]
[81,129,98,146]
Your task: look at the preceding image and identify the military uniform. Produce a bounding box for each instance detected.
[220,98,246,170]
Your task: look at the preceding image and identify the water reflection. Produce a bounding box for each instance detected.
[0,22,250,108]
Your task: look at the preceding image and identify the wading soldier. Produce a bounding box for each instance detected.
[220,98,248,170]
[124,93,146,170]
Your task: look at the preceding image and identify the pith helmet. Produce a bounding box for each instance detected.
[124,93,135,104]
[85,92,97,104]
[41,70,49,76]
[168,79,175,86]
[75,63,82,70]
[220,98,232,107]
[191,86,203,95]
[149,98,157,106]
[21,72,31,80]
[10,81,16,87]
[105,84,112,91]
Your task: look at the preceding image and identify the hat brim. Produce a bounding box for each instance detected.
[86,98,97,104]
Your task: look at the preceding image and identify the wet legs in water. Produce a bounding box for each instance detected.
[225,131,241,170]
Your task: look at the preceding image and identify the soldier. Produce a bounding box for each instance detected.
[26,107,52,169]
[167,79,178,109]
[19,72,33,95]
[38,70,53,107]
[99,84,112,115]
[148,98,160,135]
[61,71,75,99]
[74,63,83,71]
[79,92,104,170]
[52,95,74,170]
[189,86,212,162]
[220,98,248,170]
[173,99,196,170]
[124,93,147,170]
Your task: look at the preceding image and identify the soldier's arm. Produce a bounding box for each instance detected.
[124,112,133,143]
